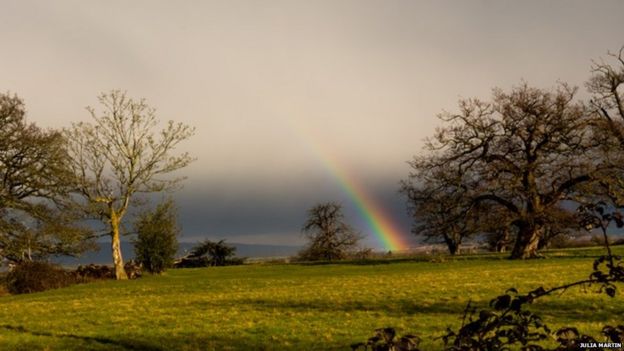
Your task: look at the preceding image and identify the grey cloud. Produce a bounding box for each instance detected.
[2,0,623,247]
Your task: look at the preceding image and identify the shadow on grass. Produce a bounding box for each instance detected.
[530,298,624,323]
[236,298,468,316]
[0,324,164,351]
[231,295,621,324]
[0,325,310,351]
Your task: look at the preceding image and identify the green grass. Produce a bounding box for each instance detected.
[0,247,622,350]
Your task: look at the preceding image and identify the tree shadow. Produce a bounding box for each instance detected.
[232,295,621,324]
[0,324,315,351]
[0,324,164,351]
[236,297,468,316]
[529,298,624,323]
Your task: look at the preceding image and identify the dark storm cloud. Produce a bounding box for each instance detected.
[174,174,414,248]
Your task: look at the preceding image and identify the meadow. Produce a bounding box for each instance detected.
[0,247,622,351]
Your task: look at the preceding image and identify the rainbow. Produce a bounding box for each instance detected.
[289,122,409,252]
[320,153,409,251]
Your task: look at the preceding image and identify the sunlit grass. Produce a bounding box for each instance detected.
[0,246,622,350]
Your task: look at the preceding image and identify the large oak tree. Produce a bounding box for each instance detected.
[586,46,624,205]
[404,83,601,259]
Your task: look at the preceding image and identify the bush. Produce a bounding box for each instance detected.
[6,261,75,294]
[174,240,242,268]
[73,262,142,281]
[189,239,236,266]
[352,328,421,351]
[124,260,143,279]
[173,256,209,268]
[74,264,114,280]
[133,199,180,274]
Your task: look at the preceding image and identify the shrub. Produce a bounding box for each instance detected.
[189,239,236,266]
[124,260,143,279]
[351,328,421,351]
[173,256,209,268]
[133,199,180,274]
[174,240,242,268]
[6,261,75,294]
[73,264,114,280]
[73,262,142,281]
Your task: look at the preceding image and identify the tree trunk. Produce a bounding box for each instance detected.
[510,225,541,259]
[110,211,128,280]
[445,238,459,255]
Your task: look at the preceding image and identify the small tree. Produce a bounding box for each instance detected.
[299,202,361,261]
[133,199,180,274]
[66,91,194,279]
[188,240,237,266]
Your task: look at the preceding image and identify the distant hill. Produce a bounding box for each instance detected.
[54,241,301,267]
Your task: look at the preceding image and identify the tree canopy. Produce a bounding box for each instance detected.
[188,240,237,267]
[0,93,93,263]
[299,202,361,261]
[403,83,602,259]
[133,198,180,274]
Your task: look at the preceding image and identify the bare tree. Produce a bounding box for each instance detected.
[0,93,93,264]
[66,91,194,279]
[404,83,601,259]
[401,163,479,255]
[587,46,624,206]
[588,46,624,144]
[299,202,361,261]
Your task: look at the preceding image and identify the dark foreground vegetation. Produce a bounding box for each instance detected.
[3,261,143,295]
[354,245,624,350]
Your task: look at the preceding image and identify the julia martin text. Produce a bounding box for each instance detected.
[579,342,622,349]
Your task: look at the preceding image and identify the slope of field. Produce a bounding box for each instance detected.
[0,247,622,351]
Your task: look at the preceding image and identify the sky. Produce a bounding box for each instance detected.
[2,0,623,248]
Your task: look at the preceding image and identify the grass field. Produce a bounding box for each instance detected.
[0,247,622,351]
